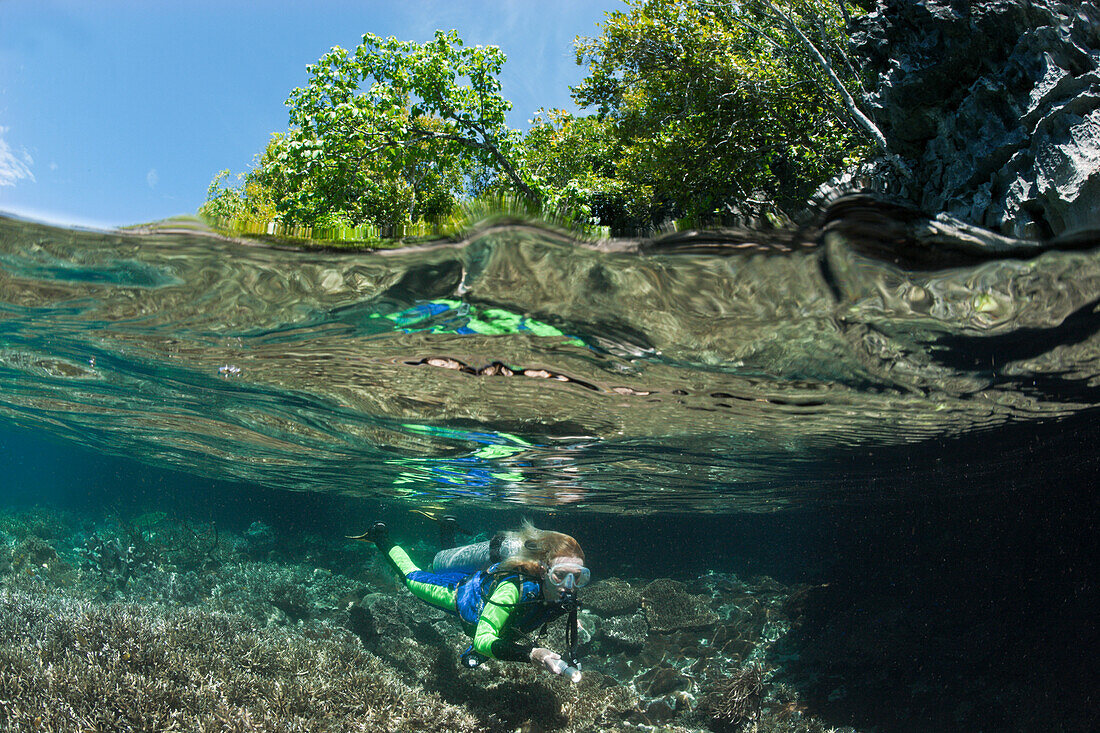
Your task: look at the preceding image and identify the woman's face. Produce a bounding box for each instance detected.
[543,555,587,601]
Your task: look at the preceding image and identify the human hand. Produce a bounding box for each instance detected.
[530,647,562,673]
[530,647,582,682]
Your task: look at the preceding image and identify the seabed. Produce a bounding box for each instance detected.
[1,502,1092,733]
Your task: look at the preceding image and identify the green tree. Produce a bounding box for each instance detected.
[572,0,874,222]
[249,126,456,229]
[202,29,535,231]
[522,109,654,230]
[198,169,277,222]
[276,29,533,225]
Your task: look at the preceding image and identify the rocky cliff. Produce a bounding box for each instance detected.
[849,0,1099,238]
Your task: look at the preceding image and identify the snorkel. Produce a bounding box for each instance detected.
[559,588,583,682]
[547,565,585,682]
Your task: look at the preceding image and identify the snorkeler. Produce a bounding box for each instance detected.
[348,519,589,681]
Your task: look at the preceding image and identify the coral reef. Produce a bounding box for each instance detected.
[0,589,480,732]
[641,578,719,632]
[582,577,642,617]
[0,506,842,732]
[14,504,1072,732]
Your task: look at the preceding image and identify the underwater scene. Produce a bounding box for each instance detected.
[0,202,1096,733]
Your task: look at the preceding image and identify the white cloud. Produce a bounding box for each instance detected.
[146,168,158,188]
[0,126,35,187]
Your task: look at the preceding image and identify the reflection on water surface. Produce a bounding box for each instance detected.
[0,202,1097,510]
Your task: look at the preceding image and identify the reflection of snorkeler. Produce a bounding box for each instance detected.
[349,518,589,681]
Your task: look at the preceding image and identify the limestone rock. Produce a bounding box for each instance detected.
[850,0,1100,237]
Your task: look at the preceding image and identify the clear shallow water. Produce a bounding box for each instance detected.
[1,203,1097,511]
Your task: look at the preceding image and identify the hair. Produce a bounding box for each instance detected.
[497,519,584,578]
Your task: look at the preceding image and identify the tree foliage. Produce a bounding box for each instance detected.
[201,4,875,236]
[522,110,654,229]
[283,30,535,223]
[571,0,873,222]
[207,30,535,230]
[198,170,277,222]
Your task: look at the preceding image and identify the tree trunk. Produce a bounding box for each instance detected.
[761,0,888,152]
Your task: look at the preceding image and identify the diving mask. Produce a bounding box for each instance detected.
[547,562,590,589]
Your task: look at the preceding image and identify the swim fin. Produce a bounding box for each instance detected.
[410,509,470,549]
[346,522,391,549]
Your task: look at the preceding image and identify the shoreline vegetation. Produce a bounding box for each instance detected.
[200,193,617,251]
[199,0,873,248]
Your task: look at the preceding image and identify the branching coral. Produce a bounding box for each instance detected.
[642,578,719,632]
[701,664,766,731]
[0,589,481,732]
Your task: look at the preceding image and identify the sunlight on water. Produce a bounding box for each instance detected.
[0,202,1097,510]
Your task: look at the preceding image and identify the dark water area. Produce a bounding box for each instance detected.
[1,204,1097,731]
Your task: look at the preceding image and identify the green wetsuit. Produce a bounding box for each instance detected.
[385,545,536,662]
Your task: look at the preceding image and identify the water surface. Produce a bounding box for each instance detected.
[1,203,1097,510]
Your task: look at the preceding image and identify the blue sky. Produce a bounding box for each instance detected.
[0,0,621,228]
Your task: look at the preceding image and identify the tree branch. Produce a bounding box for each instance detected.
[760,0,886,151]
[836,0,851,27]
[431,101,540,200]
